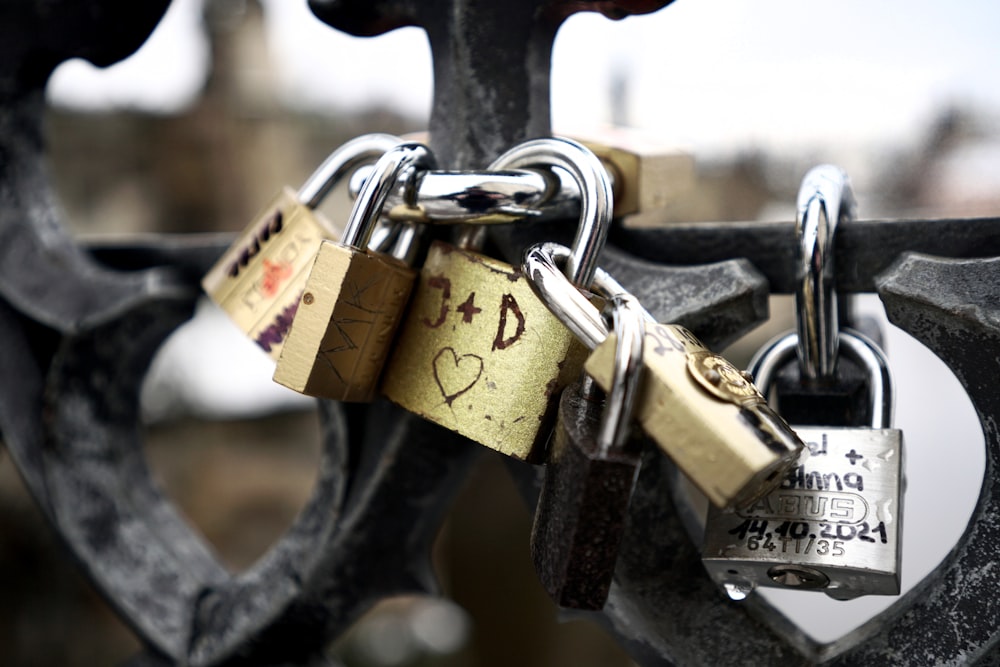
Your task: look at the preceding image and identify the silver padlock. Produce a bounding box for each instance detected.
[702,165,902,601]
[702,331,903,600]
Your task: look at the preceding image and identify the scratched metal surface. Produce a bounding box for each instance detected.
[0,1,998,665]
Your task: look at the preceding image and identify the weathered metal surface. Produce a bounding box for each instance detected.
[0,1,173,332]
[614,217,1000,293]
[1,0,999,665]
[308,0,675,168]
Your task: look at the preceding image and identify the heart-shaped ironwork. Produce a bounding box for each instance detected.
[567,253,1000,666]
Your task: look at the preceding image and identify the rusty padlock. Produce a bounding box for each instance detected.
[531,292,646,610]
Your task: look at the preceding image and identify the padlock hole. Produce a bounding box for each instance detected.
[141,297,321,571]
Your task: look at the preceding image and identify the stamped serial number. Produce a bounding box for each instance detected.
[727,518,888,556]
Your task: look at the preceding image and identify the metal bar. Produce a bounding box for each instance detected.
[614,217,1000,293]
[81,212,1000,299]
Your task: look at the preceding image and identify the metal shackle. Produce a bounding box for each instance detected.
[597,294,646,454]
[296,133,402,209]
[349,165,568,224]
[490,137,614,288]
[340,143,437,252]
[523,241,651,350]
[598,293,646,456]
[795,164,858,382]
[747,330,894,429]
[367,220,421,265]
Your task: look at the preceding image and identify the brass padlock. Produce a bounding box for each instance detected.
[531,293,646,610]
[273,143,436,402]
[380,137,613,462]
[523,242,804,509]
[202,134,401,358]
[573,129,695,223]
[701,331,904,600]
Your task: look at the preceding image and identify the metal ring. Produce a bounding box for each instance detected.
[747,329,893,429]
[490,137,613,287]
[795,164,857,381]
[350,166,571,224]
[296,133,402,208]
[341,143,437,250]
[523,241,653,349]
[598,293,646,455]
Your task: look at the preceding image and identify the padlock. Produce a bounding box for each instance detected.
[702,164,902,600]
[531,293,646,610]
[380,137,613,462]
[523,241,804,509]
[272,143,436,402]
[701,331,903,600]
[773,166,867,426]
[573,128,695,224]
[202,133,401,359]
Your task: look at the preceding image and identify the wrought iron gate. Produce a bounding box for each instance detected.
[1,1,999,665]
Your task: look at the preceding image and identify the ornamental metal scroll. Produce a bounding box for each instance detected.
[0,1,998,665]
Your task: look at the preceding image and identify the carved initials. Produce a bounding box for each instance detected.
[492,293,525,350]
[422,275,451,328]
[456,292,482,323]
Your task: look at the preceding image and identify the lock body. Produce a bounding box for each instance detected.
[272,241,415,402]
[702,425,903,599]
[202,187,339,359]
[531,381,642,610]
[381,241,589,461]
[584,323,802,509]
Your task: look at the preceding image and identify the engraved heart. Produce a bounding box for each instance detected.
[432,347,484,406]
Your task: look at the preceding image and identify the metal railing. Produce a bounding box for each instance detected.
[1,1,998,665]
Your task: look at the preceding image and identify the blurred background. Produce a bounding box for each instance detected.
[1,0,999,664]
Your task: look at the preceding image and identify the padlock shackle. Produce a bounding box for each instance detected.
[598,294,646,455]
[349,166,565,224]
[523,242,653,350]
[296,133,402,209]
[369,221,420,265]
[341,143,437,251]
[490,137,613,288]
[795,165,858,382]
[748,330,893,429]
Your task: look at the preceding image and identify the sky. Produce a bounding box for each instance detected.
[47,0,1000,157]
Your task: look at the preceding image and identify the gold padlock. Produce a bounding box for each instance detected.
[574,128,695,223]
[524,242,804,509]
[273,143,436,402]
[380,137,614,462]
[201,134,401,358]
